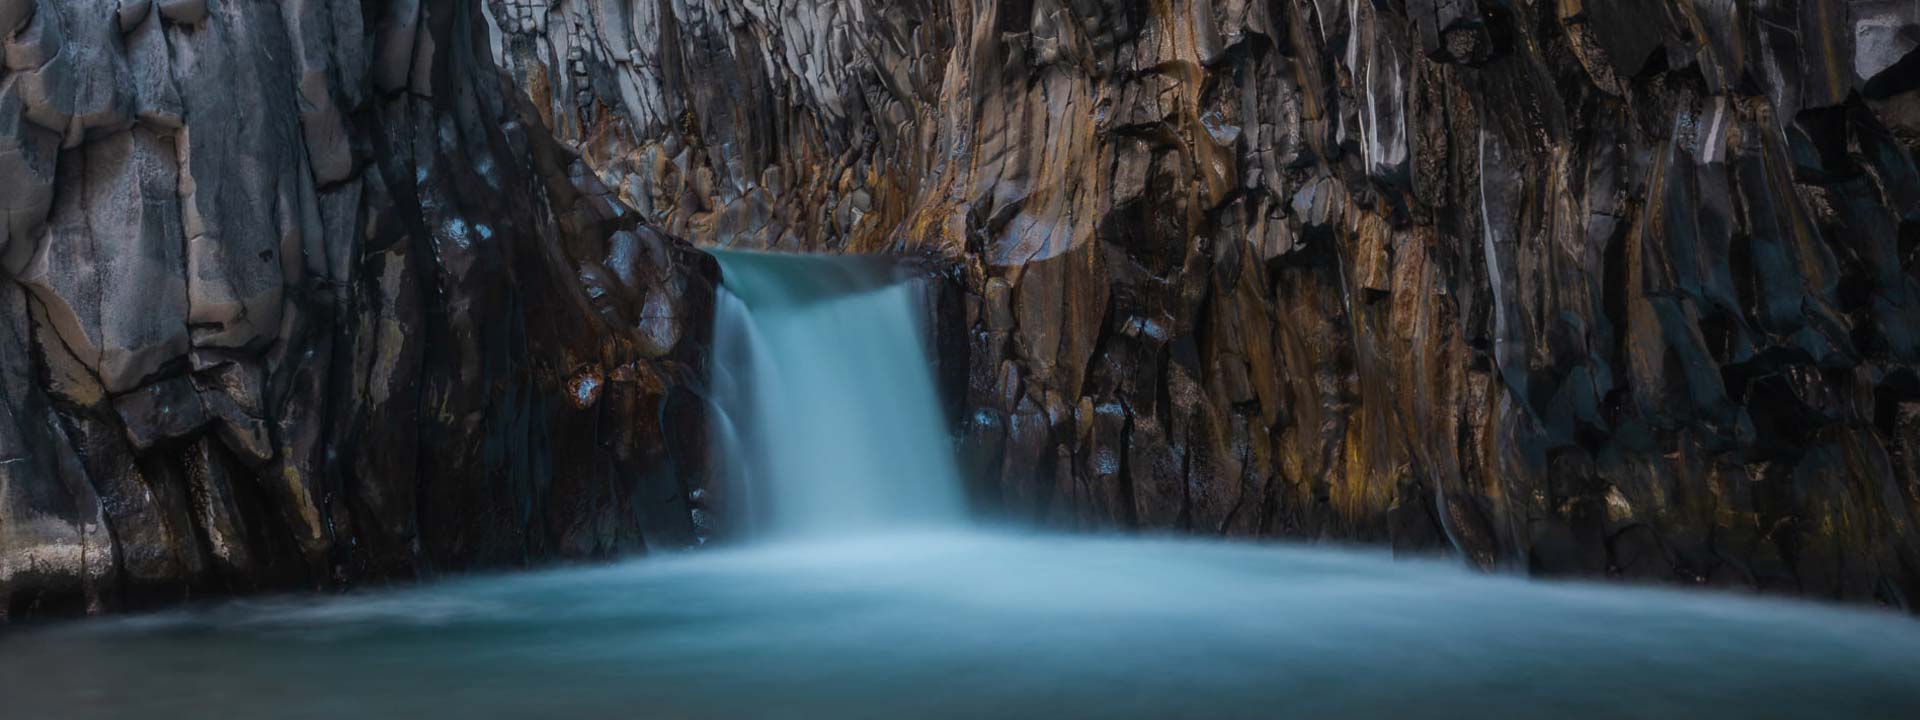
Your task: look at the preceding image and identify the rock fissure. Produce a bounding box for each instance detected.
[5,0,1920,617]
[1,0,717,617]
[501,0,1920,605]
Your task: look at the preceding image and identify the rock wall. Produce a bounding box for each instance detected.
[499,1,1920,606]
[0,0,715,619]
[6,0,1917,617]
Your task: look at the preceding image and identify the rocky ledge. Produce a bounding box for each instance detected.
[495,1,1920,607]
[0,0,714,619]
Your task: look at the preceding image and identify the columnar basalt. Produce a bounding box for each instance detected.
[0,0,715,619]
[4,0,1918,618]
[494,1,1920,606]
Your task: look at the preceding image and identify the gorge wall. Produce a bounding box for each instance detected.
[4,0,1920,620]
[494,1,1920,606]
[0,0,715,618]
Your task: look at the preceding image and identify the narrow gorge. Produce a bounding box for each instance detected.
[485,0,1920,607]
[4,0,1920,620]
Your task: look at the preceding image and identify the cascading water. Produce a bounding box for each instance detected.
[9,255,1920,719]
[706,250,966,537]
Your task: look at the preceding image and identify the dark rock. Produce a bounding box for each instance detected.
[0,0,716,619]
[486,0,1920,609]
[0,0,33,37]
[5,0,1920,619]
[155,0,204,26]
[0,282,114,618]
[111,374,210,451]
[0,75,59,273]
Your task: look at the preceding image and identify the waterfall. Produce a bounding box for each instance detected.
[706,250,966,538]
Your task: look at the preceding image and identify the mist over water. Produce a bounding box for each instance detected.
[5,252,1919,718]
[5,533,1920,718]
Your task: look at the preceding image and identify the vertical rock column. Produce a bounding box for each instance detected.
[0,0,715,619]
[492,0,1920,607]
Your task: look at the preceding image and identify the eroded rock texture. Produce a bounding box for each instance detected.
[0,0,714,618]
[498,1,1920,606]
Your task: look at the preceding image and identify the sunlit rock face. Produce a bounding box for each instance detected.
[0,0,715,618]
[497,1,1920,605]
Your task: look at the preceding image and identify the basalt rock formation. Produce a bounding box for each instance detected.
[5,0,1920,619]
[497,1,1920,606]
[0,0,714,619]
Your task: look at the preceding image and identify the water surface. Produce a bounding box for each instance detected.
[5,532,1918,719]
[11,252,1913,718]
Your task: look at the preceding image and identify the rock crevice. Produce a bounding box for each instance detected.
[495,0,1920,607]
[0,0,715,619]
[4,0,1919,617]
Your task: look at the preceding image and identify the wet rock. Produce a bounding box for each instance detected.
[0,283,114,618]
[490,0,1920,609]
[179,437,256,579]
[111,374,210,452]
[192,361,273,467]
[0,0,717,620]
[62,410,205,598]
[5,0,1919,619]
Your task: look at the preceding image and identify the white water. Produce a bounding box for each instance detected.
[707,250,965,537]
[6,252,1920,717]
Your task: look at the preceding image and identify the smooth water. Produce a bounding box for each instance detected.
[6,251,1919,718]
[706,250,965,536]
[3,532,1919,719]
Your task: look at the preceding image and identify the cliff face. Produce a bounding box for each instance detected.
[4,0,1919,619]
[498,1,1920,605]
[0,0,714,618]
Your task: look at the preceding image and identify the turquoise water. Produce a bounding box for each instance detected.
[4,532,1918,718]
[6,252,1917,718]
[706,250,966,537]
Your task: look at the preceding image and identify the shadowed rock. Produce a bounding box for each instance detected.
[0,0,715,619]
[492,0,1920,609]
[3,0,1918,618]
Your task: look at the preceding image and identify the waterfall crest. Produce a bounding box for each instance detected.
[706,250,965,537]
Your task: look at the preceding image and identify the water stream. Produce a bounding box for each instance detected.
[705,250,965,537]
[3,252,1918,718]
